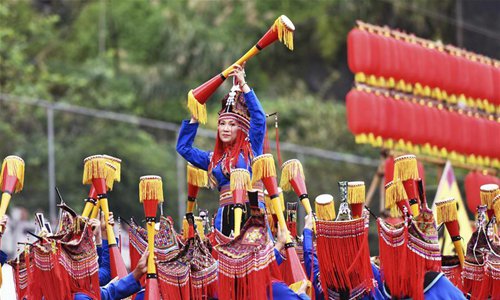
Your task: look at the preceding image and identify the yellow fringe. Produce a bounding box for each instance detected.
[280,159,305,191]
[389,205,402,218]
[274,15,294,50]
[103,155,121,182]
[187,163,208,187]
[230,169,251,192]
[82,155,106,185]
[493,195,500,220]
[435,197,458,224]
[480,184,499,209]
[251,154,277,185]
[315,201,336,221]
[393,154,419,181]
[139,176,164,203]
[187,90,207,124]
[355,72,367,83]
[0,156,25,193]
[104,163,117,191]
[384,180,407,210]
[347,182,365,204]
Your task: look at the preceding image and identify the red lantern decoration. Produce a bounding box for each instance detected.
[348,29,379,76]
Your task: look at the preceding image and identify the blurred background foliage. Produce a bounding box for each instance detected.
[0,0,497,245]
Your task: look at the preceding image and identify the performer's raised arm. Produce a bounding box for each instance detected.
[229,64,266,156]
[176,117,211,171]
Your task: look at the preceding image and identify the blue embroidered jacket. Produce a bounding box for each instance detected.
[176,89,266,190]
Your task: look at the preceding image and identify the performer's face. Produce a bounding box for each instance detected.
[218,118,239,144]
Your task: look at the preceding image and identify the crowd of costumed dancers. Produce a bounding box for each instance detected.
[0,14,499,300]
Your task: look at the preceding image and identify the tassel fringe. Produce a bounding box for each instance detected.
[251,154,277,185]
[105,162,117,191]
[435,197,457,224]
[103,155,121,182]
[230,169,251,192]
[82,155,106,184]
[385,181,408,210]
[139,176,164,202]
[479,184,499,209]
[274,16,294,50]
[393,155,419,181]
[315,196,336,221]
[280,159,305,191]
[493,195,500,219]
[0,156,25,193]
[187,90,207,124]
[347,182,365,204]
[187,164,208,187]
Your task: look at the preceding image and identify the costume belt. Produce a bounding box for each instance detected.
[219,182,264,207]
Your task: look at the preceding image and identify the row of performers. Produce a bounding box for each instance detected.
[1,165,499,300]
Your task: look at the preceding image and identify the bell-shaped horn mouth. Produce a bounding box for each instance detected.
[279,15,295,31]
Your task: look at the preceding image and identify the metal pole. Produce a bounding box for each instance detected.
[47,107,56,223]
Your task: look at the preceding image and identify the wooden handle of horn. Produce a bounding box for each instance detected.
[186,199,196,214]
[0,193,11,233]
[99,198,117,246]
[410,202,420,217]
[234,207,243,237]
[146,222,156,274]
[301,198,316,233]
[82,202,94,218]
[272,196,293,244]
[90,200,101,219]
[453,239,465,268]
[221,46,260,77]
[0,193,11,218]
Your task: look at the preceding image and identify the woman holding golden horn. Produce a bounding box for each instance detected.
[177,65,267,237]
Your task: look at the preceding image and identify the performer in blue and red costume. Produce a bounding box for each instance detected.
[177,64,266,237]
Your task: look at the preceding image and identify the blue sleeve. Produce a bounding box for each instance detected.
[303,229,324,299]
[244,90,266,156]
[97,244,103,265]
[272,281,310,300]
[274,248,284,266]
[176,120,211,170]
[99,273,142,300]
[0,250,7,265]
[303,229,319,279]
[98,240,111,286]
[423,274,466,300]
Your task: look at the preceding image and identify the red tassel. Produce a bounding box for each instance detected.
[316,218,374,298]
[442,256,463,290]
[378,219,410,298]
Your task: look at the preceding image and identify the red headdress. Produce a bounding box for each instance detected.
[208,84,252,186]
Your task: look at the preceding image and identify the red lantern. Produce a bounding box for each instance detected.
[493,67,500,105]
[346,89,378,138]
[348,29,374,75]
